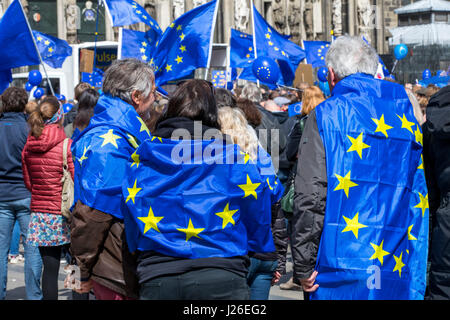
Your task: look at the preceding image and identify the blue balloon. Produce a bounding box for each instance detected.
[252,56,280,85]
[33,87,44,99]
[317,67,328,82]
[394,44,408,60]
[25,82,34,92]
[422,69,431,80]
[28,70,42,87]
[62,103,74,114]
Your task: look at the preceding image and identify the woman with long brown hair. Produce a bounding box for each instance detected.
[22,96,75,300]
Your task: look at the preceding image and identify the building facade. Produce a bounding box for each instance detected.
[0,0,421,54]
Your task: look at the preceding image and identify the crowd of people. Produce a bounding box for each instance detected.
[0,35,449,300]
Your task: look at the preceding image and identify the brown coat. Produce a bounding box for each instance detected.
[70,201,139,299]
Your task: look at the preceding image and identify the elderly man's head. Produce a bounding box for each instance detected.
[102,59,156,118]
[325,35,379,91]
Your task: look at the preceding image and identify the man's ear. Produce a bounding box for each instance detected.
[131,90,141,107]
[328,67,340,92]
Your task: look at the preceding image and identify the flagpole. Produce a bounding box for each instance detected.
[250,0,259,87]
[18,0,55,96]
[117,27,123,59]
[92,0,101,72]
[204,0,220,81]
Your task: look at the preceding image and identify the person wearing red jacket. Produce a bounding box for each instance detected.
[22,96,75,300]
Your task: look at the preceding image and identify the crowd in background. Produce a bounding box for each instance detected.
[0,45,449,300]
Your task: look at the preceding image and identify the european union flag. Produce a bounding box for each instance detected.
[81,68,103,87]
[72,94,152,220]
[103,0,162,35]
[288,102,302,117]
[303,40,330,68]
[120,28,158,63]
[122,137,282,257]
[229,29,255,68]
[32,31,72,69]
[312,73,428,300]
[211,70,226,88]
[151,0,219,86]
[0,0,40,71]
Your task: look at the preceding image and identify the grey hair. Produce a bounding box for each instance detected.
[325,35,379,79]
[102,58,155,104]
[241,82,263,104]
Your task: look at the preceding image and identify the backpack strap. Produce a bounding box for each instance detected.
[63,138,69,169]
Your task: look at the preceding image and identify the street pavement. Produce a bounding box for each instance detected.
[4,249,303,301]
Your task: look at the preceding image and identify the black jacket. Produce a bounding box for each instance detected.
[0,112,31,201]
[271,111,297,171]
[291,110,327,280]
[423,85,450,300]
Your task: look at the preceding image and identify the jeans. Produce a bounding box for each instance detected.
[9,220,20,256]
[140,268,250,300]
[0,198,43,300]
[247,258,278,300]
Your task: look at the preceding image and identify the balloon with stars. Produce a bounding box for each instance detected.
[252,56,280,85]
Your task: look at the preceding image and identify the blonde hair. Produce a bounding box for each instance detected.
[302,86,325,115]
[218,107,259,160]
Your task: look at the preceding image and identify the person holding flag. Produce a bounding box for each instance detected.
[122,79,282,300]
[69,59,156,300]
[292,35,428,300]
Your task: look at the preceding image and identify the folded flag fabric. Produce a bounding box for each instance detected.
[120,28,158,63]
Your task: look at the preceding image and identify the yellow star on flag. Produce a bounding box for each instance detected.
[170,22,175,28]
[177,25,183,31]
[274,47,280,51]
[369,239,390,266]
[130,151,140,168]
[44,40,50,45]
[177,218,204,242]
[48,47,54,53]
[414,125,423,145]
[418,155,424,170]
[127,134,139,149]
[372,114,393,138]
[215,203,239,229]
[179,45,187,52]
[268,41,274,46]
[240,151,250,164]
[342,212,367,239]
[397,114,415,134]
[151,136,163,143]
[238,175,261,200]
[138,206,164,234]
[99,129,121,148]
[414,192,429,217]
[125,180,142,204]
[179,33,185,41]
[267,178,274,191]
[141,41,147,47]
[165,64,173,72]
[265,33,271,39]
[407,224,417,241]
[137,116,150,136]
[175,55,183,64]
[141,55,148,61]
[347,133,370,159]
[393,252,406,278]
[77,146,89,166]
[37,36,42,42]
[140,48,146,53]
[334,171,358,198]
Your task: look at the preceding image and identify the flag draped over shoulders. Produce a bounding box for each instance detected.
[71,94,152,220]
[122,136,283,257]
[312,73,428,300]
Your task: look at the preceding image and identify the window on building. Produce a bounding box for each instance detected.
[420,13,431,24]
[434,12,448,23]
[410,14,419,25]
[399,15,409,27]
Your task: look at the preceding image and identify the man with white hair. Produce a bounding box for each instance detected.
[70,59,156,300]
[292,36,428,300]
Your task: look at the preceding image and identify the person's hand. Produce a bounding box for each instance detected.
[271,271,282,286]
[75,279,93,294]
[299,270,319,292]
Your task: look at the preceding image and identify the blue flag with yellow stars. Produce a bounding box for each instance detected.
[32,31,72,69]
[211,70,226,88]
[103,0,162,34]
[303,40,330,68]
[81,68,103,88]
[252,4,305,84]
[311,73,428,300]
[71,94,152,220]
[122,136,283,257]
[120,28,159,64]
[151,0,219,86]
[229,29,255,69]
[0,0,40,71]
[0,69,12,94]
